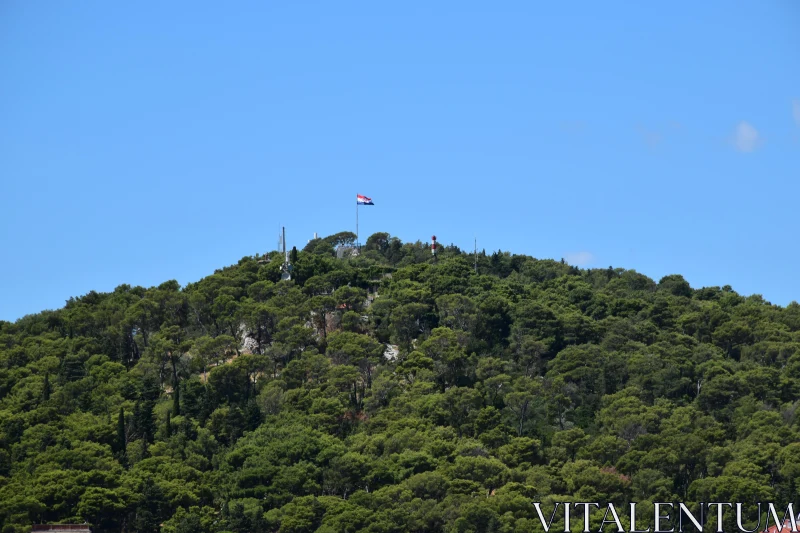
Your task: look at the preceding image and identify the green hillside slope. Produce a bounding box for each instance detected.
[1,231,799,532]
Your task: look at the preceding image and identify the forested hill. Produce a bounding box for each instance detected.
[1,231,800,533]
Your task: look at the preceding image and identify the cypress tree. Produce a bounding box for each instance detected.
[134,398,156,444]
[173,381,180,416]
[117,407,126,449]
[165,411,172,439]
[245,399,262,432]
[42,373,51,402]
[117,407,128,467]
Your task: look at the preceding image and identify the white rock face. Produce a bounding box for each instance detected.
[241,336,259,354]
[384,344,399,361]
[239,322,258,354]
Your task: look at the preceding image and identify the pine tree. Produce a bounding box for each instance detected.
[131,478,167,533]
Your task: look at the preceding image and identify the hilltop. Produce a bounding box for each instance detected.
[1,231,799,533]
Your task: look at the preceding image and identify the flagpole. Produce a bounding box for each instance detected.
[356,199,359,248]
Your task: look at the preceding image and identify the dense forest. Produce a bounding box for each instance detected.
[1,231,799,533]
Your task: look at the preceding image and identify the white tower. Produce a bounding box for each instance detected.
[280,227,292,280]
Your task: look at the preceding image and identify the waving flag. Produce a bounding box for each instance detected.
[357,194,374,205]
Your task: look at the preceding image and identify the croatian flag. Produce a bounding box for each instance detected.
[357,194,374,205]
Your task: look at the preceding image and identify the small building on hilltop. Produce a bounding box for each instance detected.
[336,245,360,259]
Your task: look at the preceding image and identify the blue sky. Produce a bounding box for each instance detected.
[1,1,799,320]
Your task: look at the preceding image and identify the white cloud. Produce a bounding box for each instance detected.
[563,251,595,266]
[732,121,761,153]
[793,100,800,126]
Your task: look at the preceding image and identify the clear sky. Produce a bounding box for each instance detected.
[1,1,799,321]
